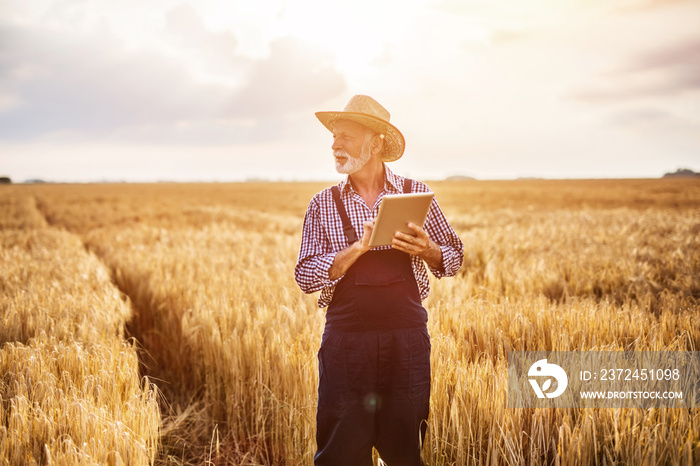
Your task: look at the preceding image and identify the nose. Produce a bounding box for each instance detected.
[331,135,341,151]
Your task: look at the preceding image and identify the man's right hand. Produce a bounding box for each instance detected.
[328,220,374,281]
[358,220,375,253]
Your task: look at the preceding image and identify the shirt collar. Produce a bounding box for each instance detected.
[338,164,403,194]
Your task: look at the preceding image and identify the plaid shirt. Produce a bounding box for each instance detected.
[295,165,464,308]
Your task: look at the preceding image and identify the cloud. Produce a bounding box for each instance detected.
[227,37,346,119]
[0,20,225,140]
[163,3,247,79]
[623,36,700,73]
[618,0,695,12]
[489,28,530,45]
[608,107,695,130]
[567,37,700,102]
[0,9,346,144]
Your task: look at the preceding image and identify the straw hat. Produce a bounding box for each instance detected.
[315,95,405,162]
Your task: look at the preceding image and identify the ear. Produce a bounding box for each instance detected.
[370,133,385,156]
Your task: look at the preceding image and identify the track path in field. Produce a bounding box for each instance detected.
[31,191,250,464]
[30,194,198,462]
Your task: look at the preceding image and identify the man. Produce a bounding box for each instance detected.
[295,95,464,465]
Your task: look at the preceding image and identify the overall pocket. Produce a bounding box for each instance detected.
[354,262,405,286]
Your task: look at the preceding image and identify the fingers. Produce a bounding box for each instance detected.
[362,220,375,238]
[392,238,427,256]
[394,223,427,241]
[359,220,375,251]
[392,223,429,255]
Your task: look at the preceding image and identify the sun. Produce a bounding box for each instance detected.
[205,0,440,88]
[271,0,425,79]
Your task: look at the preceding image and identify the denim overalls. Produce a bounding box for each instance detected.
[314,179,431,466]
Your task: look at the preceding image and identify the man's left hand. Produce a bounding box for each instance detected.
[392,223,443,270]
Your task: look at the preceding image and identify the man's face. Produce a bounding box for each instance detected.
[331,120,375,175]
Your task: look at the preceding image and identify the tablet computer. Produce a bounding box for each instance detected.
[368,192,434,247]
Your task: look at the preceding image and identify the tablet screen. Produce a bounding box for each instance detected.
[368,192,434,247]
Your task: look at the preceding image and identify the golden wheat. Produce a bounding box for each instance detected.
[0,191,160,465]
[1,178,698,465]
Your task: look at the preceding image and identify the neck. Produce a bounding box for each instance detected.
[348,159,385,206]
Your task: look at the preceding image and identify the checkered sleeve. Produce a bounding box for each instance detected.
[294,194,342,294]
[418,182,464,278]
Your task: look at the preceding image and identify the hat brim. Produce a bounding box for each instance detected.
[315,111,405,162]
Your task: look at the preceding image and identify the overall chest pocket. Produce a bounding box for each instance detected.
[354,262,406,286]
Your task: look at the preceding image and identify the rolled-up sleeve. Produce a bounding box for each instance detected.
[424,197,464,278]
[295,196,342,294]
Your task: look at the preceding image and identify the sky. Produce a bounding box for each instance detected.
[1,0,699,182]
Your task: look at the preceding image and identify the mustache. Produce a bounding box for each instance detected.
[333,150,349,159]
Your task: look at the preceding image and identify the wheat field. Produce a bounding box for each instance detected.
[1,178,699,465]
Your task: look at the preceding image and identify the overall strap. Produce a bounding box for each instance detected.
[403,177,413,194]
[330,186,358,244]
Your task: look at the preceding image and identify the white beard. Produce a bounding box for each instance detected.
[334,142,372,175]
